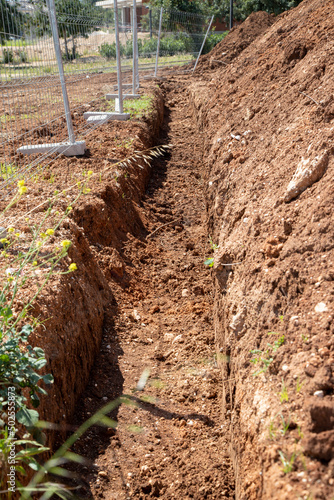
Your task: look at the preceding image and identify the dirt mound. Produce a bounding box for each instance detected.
[197,11,276,71]
[190,0,334,497]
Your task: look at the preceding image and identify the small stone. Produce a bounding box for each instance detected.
[164,333,174,342]
[282,365,289,372]
[314,390,324,398]
[98,471,108,478]
[315,302,327,313]
[182,289,189,297]
[131,309,141,321]
[140,465,149,476]
[172,334,183,344]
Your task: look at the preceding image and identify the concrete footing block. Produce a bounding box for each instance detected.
[84,112,130,122]
[106,93,140,100]
[17,141,86,157]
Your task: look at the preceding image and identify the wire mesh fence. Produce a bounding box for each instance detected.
[0,0,212,196]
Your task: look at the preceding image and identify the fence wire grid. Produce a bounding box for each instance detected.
[0,0,212,196]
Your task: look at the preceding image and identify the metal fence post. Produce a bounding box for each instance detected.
[230,0,234,30]
[154,7,163,78]
[46,0,75,144]
[114,0,124,113]
[18,0,86,156]
[133,0,139,93]
[192,15,214,73]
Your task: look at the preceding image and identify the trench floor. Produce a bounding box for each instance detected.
[72,75,235,499]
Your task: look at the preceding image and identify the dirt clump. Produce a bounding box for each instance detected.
[197,11,276,71]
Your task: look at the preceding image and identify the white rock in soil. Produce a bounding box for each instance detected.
[182,288,189,297]
[314,390,324,398]
[284,152,328,202]
[315,302,328,313]
[172,334,183,344]
[131,309,141,321]
[164,333,174,342]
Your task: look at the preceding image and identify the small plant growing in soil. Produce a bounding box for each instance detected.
[280,414,291,436]
[278,450,296,474]
[280,379,289,403]
[204,236,219,268]
[250,333,285,376]
[296,376,304,393]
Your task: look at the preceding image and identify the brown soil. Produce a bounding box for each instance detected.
[4,0,334,498]
[196,11,276,71]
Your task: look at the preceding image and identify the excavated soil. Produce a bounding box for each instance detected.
[68,77,235,499]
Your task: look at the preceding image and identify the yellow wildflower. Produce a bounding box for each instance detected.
[17,180,25,187]
[46,229,55,236]
[33,261,38,266]
[68,263,77,272]
[18,186,27,195]
[87,170,93,177]
[61,240,71,249]
[7,227,15,233]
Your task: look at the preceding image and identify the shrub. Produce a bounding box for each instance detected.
[99,41,117,59]
[18,50,28,63]
[203,32,228,54]
[2,49,13,64]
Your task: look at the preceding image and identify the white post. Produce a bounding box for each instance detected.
[47,0,75,143]
[19,0,86,156]
[154,7,163,78]
[193,15,214,73]
[114,0,123,113]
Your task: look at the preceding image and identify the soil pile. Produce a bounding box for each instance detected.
[190,0,334,497]
[197,11,276,71]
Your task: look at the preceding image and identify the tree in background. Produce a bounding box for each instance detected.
[0,0,25,45]
[150,0,303,21]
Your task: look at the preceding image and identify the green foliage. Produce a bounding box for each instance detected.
[18,50,28,63]
[280,378,289,403]
[278,449,296,473]
[203,31,228,54]
[250,333,285,375]
[0,323,54,419]
[99,34,195,61]
[99,41,117,60]
[2,49,13,64]
[0,0,24,46]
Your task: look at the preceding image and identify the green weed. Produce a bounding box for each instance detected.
[250,333,285,376]
[280,379,289,403]
[278,450,296,473]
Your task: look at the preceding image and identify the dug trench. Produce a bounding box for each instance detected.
[63,76,236,499]
[31,2,334,496]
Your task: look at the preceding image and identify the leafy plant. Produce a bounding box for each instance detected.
[204,236,219,267]
[2,49,13,64]
[250,333,285,376]
[18,50,27,63]
[0,324,53,421]
[99,41,117,60]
